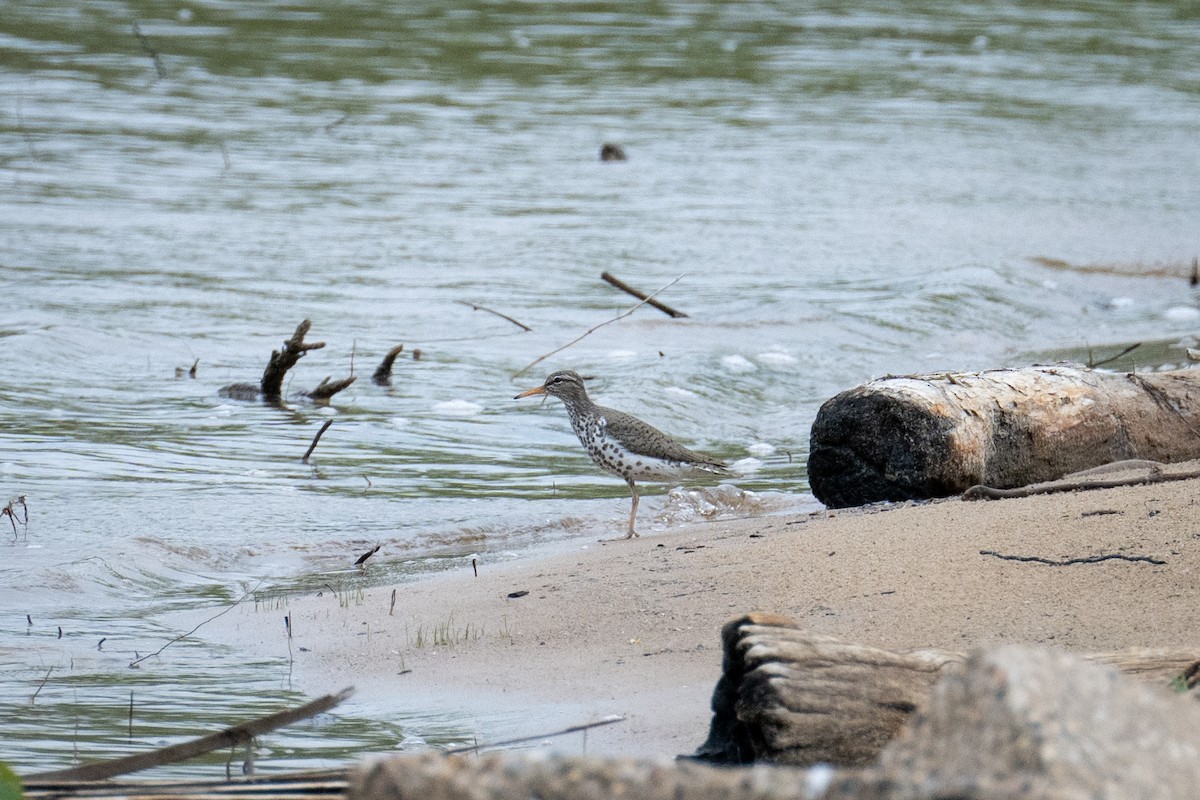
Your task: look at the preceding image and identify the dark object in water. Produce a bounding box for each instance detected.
[600,143,627,162]
[218,320,355,404]
[372,344,405,385]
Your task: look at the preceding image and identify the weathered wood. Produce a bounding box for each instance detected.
[693,614,960,767]
[847,646,1200,799]
[692,614,1200,768]
[807,365,1200,508]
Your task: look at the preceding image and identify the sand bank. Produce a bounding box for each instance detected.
[205,465,1200,760]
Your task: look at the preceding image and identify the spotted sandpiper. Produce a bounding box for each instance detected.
[515,370,732,538]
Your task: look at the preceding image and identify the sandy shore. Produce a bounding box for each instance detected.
[206,464,1200,760]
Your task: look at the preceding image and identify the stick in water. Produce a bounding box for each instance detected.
[302,419,334,463]
[26,688,354,782]
[513,275,684,378]
[372,344,405,385]
[601,272,689,318]
[445,715,624,754]
[456,301,532,332]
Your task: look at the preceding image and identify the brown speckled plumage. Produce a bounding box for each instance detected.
[515,370,731,538]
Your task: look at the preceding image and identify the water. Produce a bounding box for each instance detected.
[2,0,1199,777]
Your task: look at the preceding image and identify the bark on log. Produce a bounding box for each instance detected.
[807,365,1200,508]
[691,613,1200,768]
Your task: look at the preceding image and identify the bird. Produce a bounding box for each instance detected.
[515,369,732,539]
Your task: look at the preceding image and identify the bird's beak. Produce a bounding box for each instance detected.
[514,385,547,400]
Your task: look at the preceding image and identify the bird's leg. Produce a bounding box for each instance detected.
[625,479,640,538]
[600,479,641,542]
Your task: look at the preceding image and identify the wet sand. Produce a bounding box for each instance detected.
[206,465,1200,760]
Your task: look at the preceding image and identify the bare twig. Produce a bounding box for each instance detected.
[372,344,405,385]
[131,21,166,79]
[456,301,532,332]
[130,580,263,668]
[980,550,1166,566]
[30,666,53,705]
[302,419,333,463]
[600,272,688,318]
[25,688,354,782]
[1128,372,1200,440]
[1088,342,1140,368]
[513,276,684,378]
[445,715,624,754]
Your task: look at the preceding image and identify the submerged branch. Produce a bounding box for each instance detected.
[305,375,356,402]
[600,272,688,318]
[456,301,532,332]
[445,715,625,754]
[372,344,405,385]
[26,688,354,782]
[302,419,334,463]
[130,580,263,668]
[513,275,684,378]
[261,320,325,400]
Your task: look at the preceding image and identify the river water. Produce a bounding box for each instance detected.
[2,0,1198,777]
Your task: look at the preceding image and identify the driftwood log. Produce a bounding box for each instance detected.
[219,320,355,403]
[691,613,1200,768]
[807,364,1200,508]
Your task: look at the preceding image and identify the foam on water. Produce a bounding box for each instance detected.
[756,352,797,368]
[432,400,485,416]
[720,354,757,373]
[1163,307,1200,323]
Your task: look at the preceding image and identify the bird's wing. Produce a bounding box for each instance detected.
[599,407,729,470]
